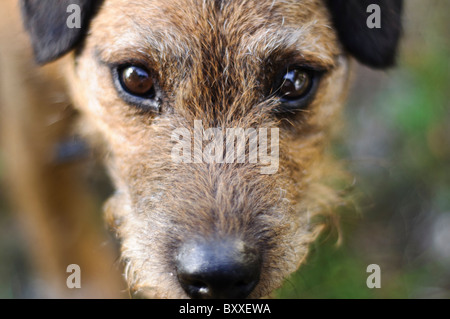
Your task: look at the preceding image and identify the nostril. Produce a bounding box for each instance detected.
[191,281,207,290]
[176,238,261,299]
[236,280,251,288]
[179,277,210,297]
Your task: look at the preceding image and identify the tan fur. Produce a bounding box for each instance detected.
[0,0,126,297]
[2,0,355,298]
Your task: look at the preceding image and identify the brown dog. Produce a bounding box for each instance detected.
[0,0,402,298]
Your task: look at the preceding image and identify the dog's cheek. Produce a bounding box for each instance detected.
[64,53,138,149]
[308,56,351,129]
[104,190,133,234]
[64,53,107,120]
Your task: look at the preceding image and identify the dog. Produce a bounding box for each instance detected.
[0,0,403,298]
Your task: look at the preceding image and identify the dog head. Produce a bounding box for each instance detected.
[21,0,402,298]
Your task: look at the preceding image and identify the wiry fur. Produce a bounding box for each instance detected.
[66,0,350,298]
[1,0,401,298]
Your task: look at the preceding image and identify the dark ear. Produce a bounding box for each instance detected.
[20,0,102,64]
[325,0,403,69]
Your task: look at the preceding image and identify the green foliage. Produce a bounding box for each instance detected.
[277,1,450,299]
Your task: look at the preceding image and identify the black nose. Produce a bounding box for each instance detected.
[176,238,261,299]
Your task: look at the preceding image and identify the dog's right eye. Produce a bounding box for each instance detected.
[118,65,155,98]
[112,64,161,112]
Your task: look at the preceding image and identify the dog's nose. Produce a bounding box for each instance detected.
[176,238,261,299]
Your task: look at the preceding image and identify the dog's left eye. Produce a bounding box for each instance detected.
[274,67,321,112]
[279,69,312,100]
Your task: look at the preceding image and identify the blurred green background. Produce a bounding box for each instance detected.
[0,0,449,298]
[276,0,450,299]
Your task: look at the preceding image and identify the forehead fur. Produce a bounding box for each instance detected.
[85,0,340,125]
[92,0,339,65]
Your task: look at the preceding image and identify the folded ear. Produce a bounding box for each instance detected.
[325,0,403,69]
[20,0,101,64]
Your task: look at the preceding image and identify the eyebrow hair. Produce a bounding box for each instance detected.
[239,25,337,69]
[95,20,336,73]
[94,25,193,67]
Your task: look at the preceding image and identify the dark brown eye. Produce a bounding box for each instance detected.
[119,65,155,97]
[279,69,312,100]
[272,66,322,113]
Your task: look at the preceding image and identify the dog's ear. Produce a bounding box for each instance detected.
[20,0,101,64]
[325,0,403,69]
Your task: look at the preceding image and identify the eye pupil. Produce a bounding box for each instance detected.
[279,69,311,100]
[120,66,154,96]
